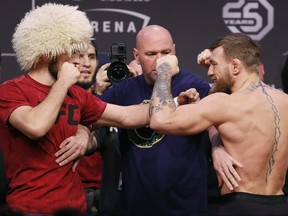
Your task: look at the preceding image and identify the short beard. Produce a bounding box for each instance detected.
[76,81,93,90]
[48,58,58,80]
[209,71,233,95]
[75,71,96,90]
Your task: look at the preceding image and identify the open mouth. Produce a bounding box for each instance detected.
[80,70,91,78]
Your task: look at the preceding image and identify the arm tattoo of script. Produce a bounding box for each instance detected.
[150,63,176,116]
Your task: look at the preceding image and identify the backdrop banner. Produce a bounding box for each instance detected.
[0,0,287,89]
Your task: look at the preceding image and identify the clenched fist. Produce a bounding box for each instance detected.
[156,55,179,77]
[178,88,200,105]
[197,49,211,68]
[58,62,81,88]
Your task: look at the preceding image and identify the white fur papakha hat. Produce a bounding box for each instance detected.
[12,3,93,70]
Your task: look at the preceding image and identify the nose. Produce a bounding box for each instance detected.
[82,55,90,67]
[154,53,165,64]
[157,53,163,59]
[207,66,214,78]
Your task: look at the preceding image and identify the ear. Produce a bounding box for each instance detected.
[172,44,176,55]
[133,48,140,64]
[231,58,241,75]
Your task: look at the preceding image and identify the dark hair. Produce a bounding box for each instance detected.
[209,33,261,73]
[90,40,98,59]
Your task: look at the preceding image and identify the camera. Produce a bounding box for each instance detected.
[107,43,130,83]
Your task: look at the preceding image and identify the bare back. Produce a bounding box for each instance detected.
[218,82,288,195]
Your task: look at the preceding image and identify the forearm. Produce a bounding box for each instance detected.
[10,80,70,139]
[93,103,149,129]
[76,125,98,155]
[88,127,110,154]
[209,126,226,157]
[85,131,97,155]
[38,80,70,123]
[209,126,224,148]
[149,63,176,124]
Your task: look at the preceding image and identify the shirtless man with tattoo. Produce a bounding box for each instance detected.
[149,33,288,216]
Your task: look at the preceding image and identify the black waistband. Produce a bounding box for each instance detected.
[222,192,287,204]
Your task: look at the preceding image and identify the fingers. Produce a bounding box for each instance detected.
[95,67,112,95]
[127,65,138,77]
[219,161,237,190]
[72,159,80,173]
[55,136,86,166]
[197,49,211,68]
[229,158,243,182]
[98,63,110,72]
[55,141,77,166]
[55,138,71,157]
[58,62,81,87]
[211,143,243,191]
[57,152,77,166]
[231,158,244,168]
[178,88,200,105]
[217,174,224,188]
[229,167,241,183]
[186,89,200,103]
[219,170,234,190]
[215,158,242,191]
[156,55,179,76]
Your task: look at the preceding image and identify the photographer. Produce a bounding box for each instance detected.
[92,43,142,215]
[94,43,142,96]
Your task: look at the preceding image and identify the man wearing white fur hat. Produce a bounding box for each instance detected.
[0,3,155,215]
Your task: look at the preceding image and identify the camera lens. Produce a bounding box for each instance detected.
[107,61,129,83]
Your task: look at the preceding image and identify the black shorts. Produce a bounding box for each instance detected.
[218,192,288,216]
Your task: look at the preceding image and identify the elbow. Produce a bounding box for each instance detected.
[149,116,166,134]
[24,125,48,140]
[27,132,46,140]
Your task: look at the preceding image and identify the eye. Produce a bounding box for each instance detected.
[162,51,171,55]
[89,54,96,60]
[146,52,157,56]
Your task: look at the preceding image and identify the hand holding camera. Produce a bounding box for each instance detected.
[95,43,142,95]
[95,63,112,95]
[107,43,130,83]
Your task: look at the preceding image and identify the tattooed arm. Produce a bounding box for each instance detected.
[149,55,228,136]
[149,55,205,135]
[149,55,179,120]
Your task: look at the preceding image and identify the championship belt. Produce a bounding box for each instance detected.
[127,100,164,148]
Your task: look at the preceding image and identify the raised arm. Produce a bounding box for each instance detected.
[149,55,214,135]
[149,55,234,137]
[9,62,80,139]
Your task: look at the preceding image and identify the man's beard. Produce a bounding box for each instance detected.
[76,80,93,90]
[209,71,233,95]
[48,59,96,90]
[48,58,58,80]
[76,72,96,90]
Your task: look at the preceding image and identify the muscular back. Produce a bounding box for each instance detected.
[218,83,288,195]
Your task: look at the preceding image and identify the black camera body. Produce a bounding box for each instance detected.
[107,43,130,83]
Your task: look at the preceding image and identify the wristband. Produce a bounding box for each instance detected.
[174,97,179,107]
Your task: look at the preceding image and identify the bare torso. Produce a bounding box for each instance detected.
[218,82,288,195]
